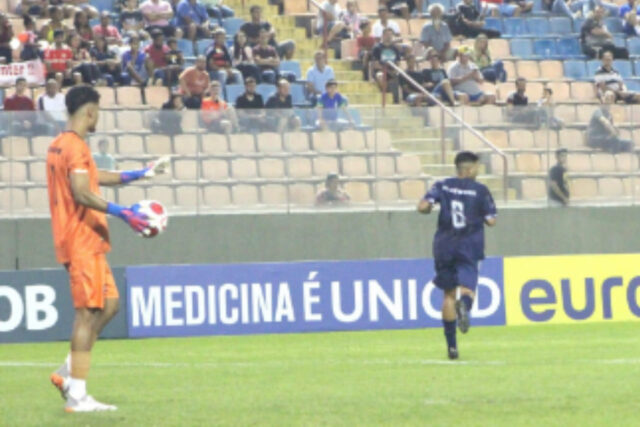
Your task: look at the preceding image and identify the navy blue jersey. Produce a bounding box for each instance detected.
[424,177,497,261]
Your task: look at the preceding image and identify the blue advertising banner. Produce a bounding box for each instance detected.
[126,258,505,338]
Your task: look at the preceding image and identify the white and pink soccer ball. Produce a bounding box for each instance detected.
[132,200,169,238]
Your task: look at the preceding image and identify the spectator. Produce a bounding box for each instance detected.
[16,0,47,17]
[121,0,147,35]
[372,6,401,39]
[587,103,633,152]
[265,79,302,132]
[253,28,280,84]
[306,50,335,101]
[342,0,363,37]
[448,45,495,105]
[121,34,152,85]
[141,0,179,37]
[145,29,171,85]
[235,76,267,132]
[92,138,117,170]
[37,79,67,131]
[206,28,242,84]
[380,0,424,20]
[93,11,122,46]
[43,29,73,84]
[622,4,640,36]
[90,36,121,86]
[179,55,210,108]
[481,0,532,17]
[420,4,454,61]
[401,50,466,106]
[68,33,102,85]
[3,77,47,135]
[316,0,347,46]
[506,77,561,128]
[151,93,184,134]
[202,0,234,26]
[454,0,501,38]
[472,33,506,83]
[201,80,238,134]
[231,31,262,82]
[548,148,570,207]
[372,28,403,103]
[316,173,350,206]
[595,50,640,103]
[69,0,99,19]
[620,0,639,17]
[581,6,628,59]
[18,15,39,61]
[40,6,68,44]
[317,80,354,131]
[73,9,93,42]
[239,5,296,60]
[0,13,13,64]
[176,0,211,41]
[164,36,185,86]
[357,21,375,80]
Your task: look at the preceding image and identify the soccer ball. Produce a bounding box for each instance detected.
[133,200,169,238]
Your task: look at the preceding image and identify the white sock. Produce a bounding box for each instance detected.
[68,378,87,400]
[65,353,71,372]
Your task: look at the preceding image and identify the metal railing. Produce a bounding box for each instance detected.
[384,60,509,201]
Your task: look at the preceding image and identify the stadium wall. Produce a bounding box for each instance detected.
[2,206,640,270]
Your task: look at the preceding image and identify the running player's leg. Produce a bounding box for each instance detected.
[89,260,120,343]
[434,257,459,359]
[454,260,479,334]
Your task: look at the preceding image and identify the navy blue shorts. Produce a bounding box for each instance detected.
[433,252,480,292]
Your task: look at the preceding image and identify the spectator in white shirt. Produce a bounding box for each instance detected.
[372,6,401,39]
[316,0,347,45]
[305,50,335,103]
[37,79,66,131]
[448,45,496,105]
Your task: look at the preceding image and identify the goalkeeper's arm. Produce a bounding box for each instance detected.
[98,156,170,186]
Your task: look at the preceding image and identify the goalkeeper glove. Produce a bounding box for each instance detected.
[120,156,170,184]
[107,202,149,233]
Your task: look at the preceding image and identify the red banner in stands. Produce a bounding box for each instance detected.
[0,60,45,86]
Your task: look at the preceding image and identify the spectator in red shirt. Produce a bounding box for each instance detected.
[92,11,122,46]
[4,77,51,135]
[206,28,242,85]
[357,20,375,80]
[44,29,73,84]
[145,29,170,85]
[179,55,211,108]
[200,80,238,134]
[0,13,14,64]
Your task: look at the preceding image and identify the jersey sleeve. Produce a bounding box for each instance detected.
[481,186,497,219]
[65,141,91,174]
[423,181,442,204]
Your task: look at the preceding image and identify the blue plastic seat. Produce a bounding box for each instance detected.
[628,37,640,57]
[573,18,585,33]
[624,79,640,91]
[549,17,572,35]
[510,38,534,58]
[634,60,640,75]
[225,84,245,105]
[196,39,213,55]
[290,83,309,107]
[563,60,587,80]
[613,60,633,78]
[604,17,624,33]
[612,35,627,48]
[503,18,527,37]
[256,83,276,101]
[484,17,503,33]
[222,18,245,37]
[427,0,452,10]
[526,18,550,37]
[533,39,556,58]
[177,38,194,57]
[90,0,114,12]
[586,59,601,76]
[556,37,581,57]
[279,61,302,80]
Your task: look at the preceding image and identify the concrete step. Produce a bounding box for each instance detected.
[362,116,424,128]
[393,138,455,152]
[299,60,354,71]
[335,70,365,81]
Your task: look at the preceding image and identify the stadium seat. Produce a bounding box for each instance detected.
[290,83,309,107]
[147,186,175,207]
[516,61,540,79]
[225,84,245,105]
[174,159,198,181]
[258,158,286,179]
[313,156,339,177]
[515,153,542,173]
[521,178,546,200]
[549,17,572,35]
[279,61,302,80]
[116,87,143,107]
[585,59,600,76]
[344,181,370,203]
[173,134,199,155]
[371,156,396,177]
[563,60,587,80]
[202,185,231,208]
[342,156,369,177]
[145,86,170,109]
[570,81,596,101]
[483,18,503,34]
[117,134,145,155]
[373,181,399,202]
[201,158,230,181]
[545,81,569,101]
[96,87,116,107]
[256,133,283,152]
[97,110,116,131]
[559,129,585,147]
[181,110,201,132]
[28,161,45,184]
[613,60,633,78]
[533,39,556,59]
[628,38,640,57]
[261,184,288,205]
[556,37,582,58]
[196,39,212,55]
[399,180,426,200]
[231,158,258,179]
[232,184,260,206]
[626,79,640,92]
[509,130,535,149]
[591,153,617,172]
[484,130,509,149]
[576,104,598,123]
[223,18,245,36]
[177,38,194,57]
[288,183,315,205]
[116,110,144,132]
[339,130,367,151]
[229,133,256,153]
[1,137,30,158]
[615,153,639,171]
[146,134,172,155]
[175,185,199,208]
[0,187,26,212]
[312,132,338,151]
[598,177,625,197]
[572,178,598,199]
[288,157,313,178]
[0,161,27,183]
[503,18,527,37]
[532,129,558,148]
[256,84,276,101]
[553,104,576,123]
[568,153,592,172]
[117,185,145,205]
[31,136,50,158]
[539,60,563,79]
[365,129,392,151]
[282,131,310,152]
[502,60,516,79]
[460,129,488,151]
[604,17,624,34]
[90,0,114,12]
[396,155,422,176]
[526,18,551,37]
[477,105,504,125]
[510,39,533,58]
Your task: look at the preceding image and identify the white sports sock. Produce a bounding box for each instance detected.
[68,378,87,400]
[65,353,71,372]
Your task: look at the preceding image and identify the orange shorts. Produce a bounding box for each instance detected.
[65,253,119,309]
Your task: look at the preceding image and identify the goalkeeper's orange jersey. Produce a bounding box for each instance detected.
[46,131,111,264]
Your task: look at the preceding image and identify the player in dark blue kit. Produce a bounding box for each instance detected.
[417,151,497,360]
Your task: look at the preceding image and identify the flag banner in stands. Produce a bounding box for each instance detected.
[0,60,45,86]
[0,268,128,343]
[126,258,506,338]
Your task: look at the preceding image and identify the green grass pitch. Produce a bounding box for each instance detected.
[1,322,639,426]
